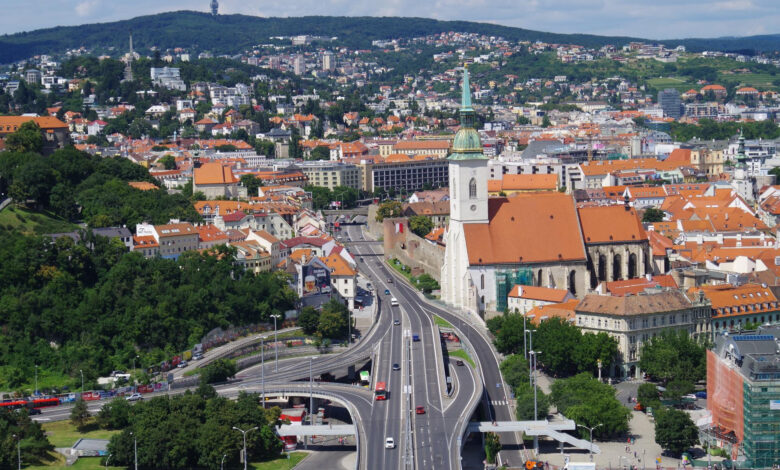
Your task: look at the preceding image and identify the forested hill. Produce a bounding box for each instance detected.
[1,11,779,64]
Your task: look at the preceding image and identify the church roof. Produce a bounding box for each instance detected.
[577,205,647,244]
[463,192,587,265]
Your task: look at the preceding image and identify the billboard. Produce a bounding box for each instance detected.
[771,400,780,411]
[300,263,331,297]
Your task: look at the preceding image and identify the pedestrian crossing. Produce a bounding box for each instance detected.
[490,400,508,406]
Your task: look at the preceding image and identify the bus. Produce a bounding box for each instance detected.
[359,370,370,387]
[375,382,388,401]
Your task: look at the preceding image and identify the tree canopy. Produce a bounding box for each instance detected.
[550,373,631,439]
[0,409,53,467]
[375,200,403,222]
[654,407,699,456]
[408,215,434,238]
[639,330,707,383]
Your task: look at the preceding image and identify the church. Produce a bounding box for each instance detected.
[441,69,651,316]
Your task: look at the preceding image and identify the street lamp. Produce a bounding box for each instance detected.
[34,364,38,396]
[105,453,111,470]
[525,329,534,364]
[529,350,542,421]
[577,423,602,459]
[220,453,227,470]
[79,370,84,397]
[129,431,138,470]
[13,434,20,470]
[232,426,258,470]
[270,314,282,372]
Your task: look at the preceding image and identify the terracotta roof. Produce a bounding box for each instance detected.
[576,290,692,316]
[648,230,675,256]
[488,174,558,192]
[666,149,691,164]
[464,193,586,265]
[321,254,356,277]
[602,275,677,296]
[194,162,239,185]
[0,115,68,132]
[394,140,450,150]
[508,285,571,302]
[691,284,778,318]
[155,222,196,238]
[128,181,159,191]
[133,235,159,248]
[524,299,579,326]
[578,205,647,244]
[195,224,229,243]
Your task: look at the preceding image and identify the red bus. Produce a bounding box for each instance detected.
[375,382,388,401]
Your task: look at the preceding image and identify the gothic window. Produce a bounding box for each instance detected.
[480,274,485,290]
[469,178,477,199]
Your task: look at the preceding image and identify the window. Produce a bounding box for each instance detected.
[480,274,485,290]
[469,178,477,199]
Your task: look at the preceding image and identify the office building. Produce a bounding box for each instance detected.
[299,161,361,190]
[293,55,306,76]
[658,88,682,119]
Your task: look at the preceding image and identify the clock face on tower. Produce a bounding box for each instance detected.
[470,204,477,212]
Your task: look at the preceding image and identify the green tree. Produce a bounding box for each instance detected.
[158,154,177,170]
[305,186,333,210]
[199,359,237,385]
[412,273,439,293]
[642,208,665,223]
[637,382,661,409]
[5,121,43,153]
[639,330,706,383]
[514,382,550,420]
[541,115,551,128]
[500,354,530,390]
[331,186,359,209]
[664,379,695,402]
[534,317,618,377]
[298,306,320,335]
[408,215,434,238]
[240,174,263,197]
[375,200,403,221]
[0,408,53,467]
[317,300,349,340]
[96,397,132,430]
[484,432,501,464]
[654,407,698,456]
[70,398,91,430]
[309,145,331,160]
[493,313,529,355]
[550,373,630,438]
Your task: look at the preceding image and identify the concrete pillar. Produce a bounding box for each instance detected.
[606,252,614,282]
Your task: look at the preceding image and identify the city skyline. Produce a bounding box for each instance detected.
[1,0,778,40]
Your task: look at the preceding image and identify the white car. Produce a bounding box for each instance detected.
[385,437,395,449]
[125,393,143,402]
[390,297,399,307]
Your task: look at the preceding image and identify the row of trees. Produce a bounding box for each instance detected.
[489,315,619,378]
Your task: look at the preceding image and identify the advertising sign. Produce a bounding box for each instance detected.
[300,264,331,297]
[770,400,780,410]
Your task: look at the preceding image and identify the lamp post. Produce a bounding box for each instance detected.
[232,426,257,470]
[129,431,138,470]
[220,453,227,470]
[79,369,84,398]
[577,423,602,460]
[270,314,282,372]
[105,453,111,470]
[261,338,265,408]
[34,364,38,396]
[525,329,534,365]
[529,351,541,420]
[13,434,20,470]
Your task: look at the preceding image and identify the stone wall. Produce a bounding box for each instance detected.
[366,205,384,239]
[382,217,444,281]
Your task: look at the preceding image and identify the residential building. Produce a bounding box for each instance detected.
[299,161,361,190]
[322,253,357,309]
[658,88,682,119]
[136,222,199,259]
[193,162,241,199]
[703,327,780,467]
[232,240,273,273]
[150,67,186,91]
[322,52,335,72]
[0,116,69,155]
[693,284,780,334]
[507,285,575,316]
[487,174,558,195]
[393,140,451,158]
[575,290,711,377]
[293,55,305,76]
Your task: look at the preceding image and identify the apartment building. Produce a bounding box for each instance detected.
[299,161,361,190]
[357,157,449,193]
[136,222,199,259]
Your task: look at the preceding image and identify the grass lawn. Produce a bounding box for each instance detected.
[646,76,694,92]
[27,454,122,470]
[0,204,79,236]
[41,419,120,449]
[719,71,779,89]
[251,451,308,469]
[386,258,414,283]
[448,349,475,368]
[433,315,453,329]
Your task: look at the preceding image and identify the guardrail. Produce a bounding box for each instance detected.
[452,324,485,469]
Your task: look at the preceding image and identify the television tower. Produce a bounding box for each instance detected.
[210,0,218,15]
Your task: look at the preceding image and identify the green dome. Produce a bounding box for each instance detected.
[449,127,486,160]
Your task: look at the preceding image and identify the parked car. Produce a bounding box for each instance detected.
[387,278,393,283]
[126,393,143,402]
[695,391,707,399]
[177,361,188,368]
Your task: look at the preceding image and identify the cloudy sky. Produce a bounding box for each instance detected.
[1,0,777,39]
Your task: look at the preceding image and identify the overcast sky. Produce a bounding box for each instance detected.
[1,0,777,39]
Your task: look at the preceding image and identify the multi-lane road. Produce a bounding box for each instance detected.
[32,220,513,469]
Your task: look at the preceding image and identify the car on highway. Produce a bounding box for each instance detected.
[391,297,399,306]
[126,393,143,402]
[385,437,395,449]
[177,360,188,368]
[415,406,425,415]
[385,289,390,295]
[392,363,400,371]
[387,278,393,283]
[455,360,465,366]
[393,320,400,326]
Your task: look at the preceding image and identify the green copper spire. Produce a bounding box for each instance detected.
[448,66,487,161]
[737,128,746,163]
[461,66,473,111]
